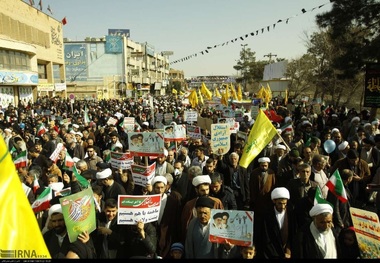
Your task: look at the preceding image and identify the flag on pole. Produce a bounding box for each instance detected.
[214,87,222,98]
[198,89,204,105]
[72,166,89,189]
[200,82,212,100]
[31,186,52,213]
[326,169,348,203]
[230,83,238,100]
[14,150,28,169]
[239,109,278,168]
[37,123,47,137]
[47,4,53,14]
[61,17,67,25]
[188,89,198,108]
[314,186,333,207]
[64,152,75,170]
[221,86,230,106]
[38,0,42,10]
[29,0,35,6]
[0,136,51,258]
[33,173,40,194]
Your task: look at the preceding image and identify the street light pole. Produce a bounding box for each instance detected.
[241,44,248,92]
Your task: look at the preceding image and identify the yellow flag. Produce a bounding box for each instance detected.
[172,88,178,94]
[221,86,230,106]
[198,89,204,105]
[214,87,222,98]
[230,83,238,100]
[256,85,265,99]
[188,89,198,108]
[237,84,243,101]
[200,82,212,100]
[265,83,272,103]
[239,110,278,168]
[0,137,51,259]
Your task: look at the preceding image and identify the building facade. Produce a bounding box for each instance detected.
[0,0,66,108]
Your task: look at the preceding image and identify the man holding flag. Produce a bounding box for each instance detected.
[326,169,353,235]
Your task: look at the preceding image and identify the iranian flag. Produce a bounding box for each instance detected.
[326,169,348,203]
[37,123,47,137]
[31,187,52,213]
[33,173,40,194]
[64,151,75,170]
[14,150,28,169]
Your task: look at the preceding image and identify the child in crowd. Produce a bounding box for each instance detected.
[338,227,361,259]
[169,242,184,259]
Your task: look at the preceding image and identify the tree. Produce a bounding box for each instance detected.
[316,0,380,78]
[233,47,267,93]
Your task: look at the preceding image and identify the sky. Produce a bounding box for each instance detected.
[34,0,332,78]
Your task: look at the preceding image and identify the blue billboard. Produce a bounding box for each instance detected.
[65,44,88,82]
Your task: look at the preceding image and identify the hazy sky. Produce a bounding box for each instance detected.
[35,0,332,77]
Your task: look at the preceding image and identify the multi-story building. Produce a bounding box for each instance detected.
[0,0,66,108]
[64,34,171,100]
[0,0,175,108]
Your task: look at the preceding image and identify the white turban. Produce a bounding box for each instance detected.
[271,187,290,200]
[4,128,12,133]
[309,203,333,217]
[258,157,271,163]
[96,168,112,179]
[192,175,211,187]
[75,132,83,138]
[275,144,286,151]
[48,204,62,217]
[284,116,292,123]
[338,141,349,151]
[351,117,360,123]
[151,175,167,186]
[331,128,340,134]
[72,124,79,129]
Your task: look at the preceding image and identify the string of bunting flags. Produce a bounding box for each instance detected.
[170,1,332,65]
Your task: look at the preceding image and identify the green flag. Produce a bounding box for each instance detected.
[314,186,333,208]
[72,166,89,189]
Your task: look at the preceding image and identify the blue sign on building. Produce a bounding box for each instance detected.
[64,44,88,82]
[105,36,123,54]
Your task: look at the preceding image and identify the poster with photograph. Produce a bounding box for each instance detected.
[209,209,254,247]
[128,132,165,157]
[163,124,186,142]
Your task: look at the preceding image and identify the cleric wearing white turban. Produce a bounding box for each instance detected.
[258,157,271,163]
[271,187,290,200]
[96,168,112,180]
[192,175,211,187]
[309,203,333,217]
[151,175,167,186]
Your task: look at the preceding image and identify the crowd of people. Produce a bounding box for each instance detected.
[1,94,379,259]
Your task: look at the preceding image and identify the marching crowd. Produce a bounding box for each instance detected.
[1,95,379,259]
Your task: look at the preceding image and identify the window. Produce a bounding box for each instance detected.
[0,49,31,70]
